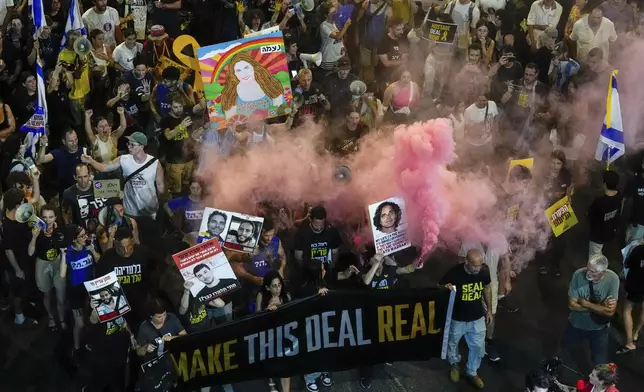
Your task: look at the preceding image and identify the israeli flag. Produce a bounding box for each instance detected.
[60,0,87,49]
[21,0,48,159]
[595,70,625,164]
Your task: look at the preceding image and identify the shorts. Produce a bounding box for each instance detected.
[35,258,66,293]
[482,281,499,315]
[165,160,195,194]
[626,291,644,304]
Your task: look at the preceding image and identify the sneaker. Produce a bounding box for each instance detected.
[320,373,332,387]
[449,364,460,383]
[359,377,372,389]
[486,342,501,362]
[468,375,485,389]
[306,382,319,392]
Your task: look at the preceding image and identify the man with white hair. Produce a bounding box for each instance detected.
[560,255,619,365]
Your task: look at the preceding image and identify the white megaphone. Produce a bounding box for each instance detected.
[301,0,315,11]
[333,165,352,183]
[98,205,120,228]
[16,203,46,230]
[300,52,322,68]
[350,80,367,100]
[73,36,91,57]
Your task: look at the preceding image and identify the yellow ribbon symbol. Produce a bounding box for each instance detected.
[172,35,203,93]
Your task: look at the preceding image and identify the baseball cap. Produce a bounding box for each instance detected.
[126,132,148,146]
[544,27,558,40]
[338,57,351,69]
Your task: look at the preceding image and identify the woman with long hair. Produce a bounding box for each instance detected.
[220,52,284,119]
[89,29,114,117]
[539,150,573,277]
[256,270,291,392]
[472,20,495,66]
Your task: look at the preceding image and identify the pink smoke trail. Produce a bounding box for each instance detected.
[393,119,456,266]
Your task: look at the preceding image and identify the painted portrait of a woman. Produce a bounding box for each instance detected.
[220,52,284,119]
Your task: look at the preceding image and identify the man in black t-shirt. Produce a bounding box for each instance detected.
[160,93,195,196]
[293,206,343,268]
[10,72,38,126]
[62,163,108,234]
[439,249,492,389]
[95,227,158,327]
[375,17,409,90]
[624,160,644,243]
[293,69,330,124]
[489,45,524,103]
[2,188,37,326]
[326,108,368,156]
[587,170,622,259]
[618,243,644,354]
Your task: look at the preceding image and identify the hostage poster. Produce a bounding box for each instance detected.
[198,208,264,253]
[368,197,411,255]
[172,239,241,303]
[84,271,131,323]
[197,31,294,130]
[168,288,455,389]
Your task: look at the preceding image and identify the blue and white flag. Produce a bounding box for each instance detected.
[21,0,49,159]
[60,0,87,49]
[595,69,625,164]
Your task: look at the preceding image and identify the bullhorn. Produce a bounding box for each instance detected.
[350,80,367,98]
[98,205,120,228]
[73,37,91,56]
[333,165,352,183]
[16,203,45,229]
[299,52,322,68]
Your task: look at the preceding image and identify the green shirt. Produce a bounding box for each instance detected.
[568,268,619,330]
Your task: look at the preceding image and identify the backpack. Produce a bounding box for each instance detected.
[443,0,475,49]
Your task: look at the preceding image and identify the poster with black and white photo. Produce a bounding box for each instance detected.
[198,208,264,253]
[367,197,411,256]
[84,271,131,323]
[172,239,241,303]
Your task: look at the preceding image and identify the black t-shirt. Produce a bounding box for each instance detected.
[95,246,155,321]
[35,233,60,261]
[182,301,210,333]
[293,222,343,265]
[439,263,491,322]
[195,278,239,303]
[125,71,154,113]
[531,46,552,86]
[588,193,623,244]
[375,35,408,83]
[329,253,365,290]
[505,79,548,123]
[159,113,192,164]
[322,72,359,117]
[62,185,108,232]
[543,169,572,206]
[10,87,38,127]
[85,316,130,368]
[625,174,644,225]
[37,36,60,70]
[296,83,327,119]
[625,244,644,295]
[1,217,32,269]
[47,9,67,42]
[326,122,368,156]
[369,265,398,290]
[491,61,523,102]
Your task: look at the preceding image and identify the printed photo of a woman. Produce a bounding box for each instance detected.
[221,52,284,119]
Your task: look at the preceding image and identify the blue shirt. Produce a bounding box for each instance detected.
[167,197,204,233]
[66,246,95,286]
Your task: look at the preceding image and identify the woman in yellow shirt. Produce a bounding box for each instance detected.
[565,0,589,39]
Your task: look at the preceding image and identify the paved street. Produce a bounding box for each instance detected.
[2,174,644,391]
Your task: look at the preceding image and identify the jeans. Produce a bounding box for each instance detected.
[304,372,321,384]
[446,317,486,377]
[206,301,233,325]
[560,322,609,366]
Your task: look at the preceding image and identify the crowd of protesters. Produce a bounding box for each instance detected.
[1,0,644,391]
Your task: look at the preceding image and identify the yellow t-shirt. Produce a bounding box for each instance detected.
[58,48,91,100]
[391,0,412,25]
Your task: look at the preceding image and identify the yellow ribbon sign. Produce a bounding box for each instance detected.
[172,35,203,93]
[158,56,191,81]
[508,158,534,173]
[545,196,578,237]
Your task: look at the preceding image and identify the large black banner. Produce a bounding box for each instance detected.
[167,289,455,390]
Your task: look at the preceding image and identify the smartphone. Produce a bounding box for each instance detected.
[82,147,88,155]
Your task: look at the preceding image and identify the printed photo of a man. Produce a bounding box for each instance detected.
[372,201,402,234]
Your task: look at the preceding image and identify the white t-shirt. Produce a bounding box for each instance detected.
[463,100,498,146]
[449,0,481,38]
[571,15,617,62]
[112,41,143,71]
[121,154,159,218]
[82,7,120,47]
[319,21,344,67]
[0,0,15,27]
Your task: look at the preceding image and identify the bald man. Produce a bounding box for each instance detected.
[439,248,493,389]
